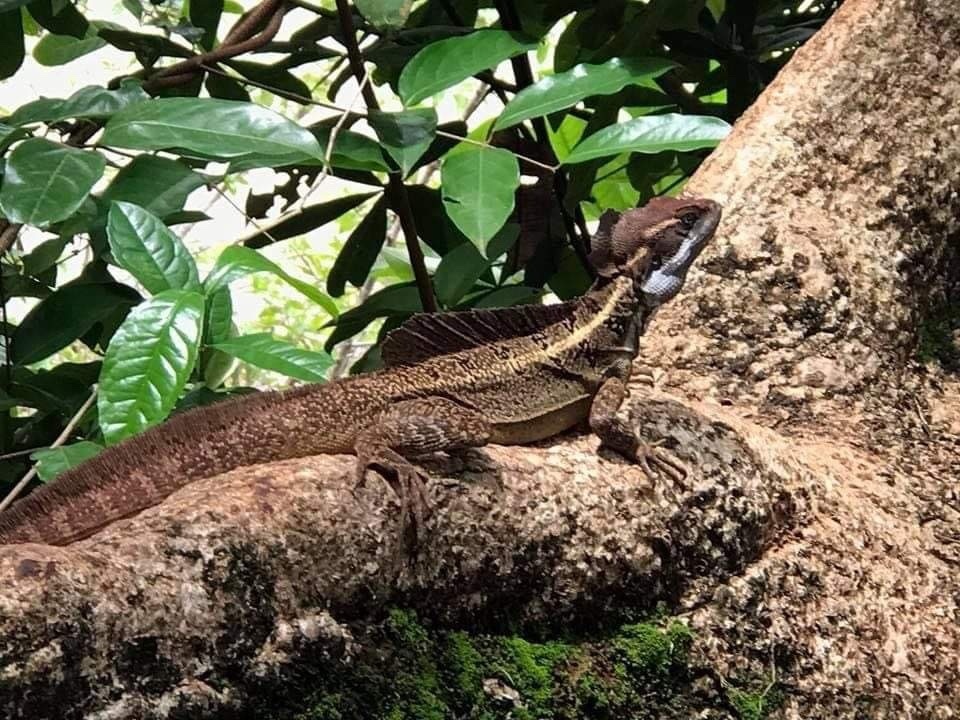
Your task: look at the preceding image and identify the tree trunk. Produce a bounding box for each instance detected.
[2,0,958,717]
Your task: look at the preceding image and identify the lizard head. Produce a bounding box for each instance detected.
[588,195,722,306]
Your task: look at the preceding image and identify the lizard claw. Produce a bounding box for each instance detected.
[353,448,433,551]
[636,439,688,492]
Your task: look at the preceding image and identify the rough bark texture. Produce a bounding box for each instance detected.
[2,0,959,717]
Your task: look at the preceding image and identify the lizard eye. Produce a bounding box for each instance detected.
[680,212,699,229]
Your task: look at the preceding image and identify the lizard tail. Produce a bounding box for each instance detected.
[0,383,351,546]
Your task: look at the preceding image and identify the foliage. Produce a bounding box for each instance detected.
[283,608,704,720]
[0,0,838,496]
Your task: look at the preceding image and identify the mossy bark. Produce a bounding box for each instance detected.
[2,0,959,717]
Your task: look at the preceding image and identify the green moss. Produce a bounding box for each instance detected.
[613,621,693,676]
[291,610,706,720]
[440,632,485,713]
[489,636,571,719]
[570,663,630,718]
[726,677,783,720]
[385,608,431,649]
[384,610,449,720]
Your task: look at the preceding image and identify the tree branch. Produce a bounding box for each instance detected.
[146,0,288,90]
[334,0,437,312]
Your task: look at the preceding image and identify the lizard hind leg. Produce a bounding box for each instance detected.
[353,397,492,549]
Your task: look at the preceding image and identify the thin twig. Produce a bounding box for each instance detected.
[0,391,97,513]
[207,182,283,248]
[201,63,323,107]
[199,64,553,173]
[435,130,558,173]
[0,446,49,461]
[334,0,436,313]
[298,70,371,211]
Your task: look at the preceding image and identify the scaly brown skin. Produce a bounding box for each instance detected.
[0,197,721,546]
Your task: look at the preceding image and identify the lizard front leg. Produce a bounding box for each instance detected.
[353,397,491,539]
[589,377,687,487]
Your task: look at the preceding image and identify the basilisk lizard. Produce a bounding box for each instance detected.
[0,196,721,546]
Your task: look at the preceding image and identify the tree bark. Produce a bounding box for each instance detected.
[2,0,959,717]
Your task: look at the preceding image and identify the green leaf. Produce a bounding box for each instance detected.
[98,289,205,444]
[101,98,323,161]
[10,361,101,413]
[494,57,675,132]
[163,210,210,226]
[103,155,206,218]
[107,201,201,294]
[5,98,61,127]
[121,0,142,19]
[21,235,68,277]
[227,127,389,174]
[204,72,250,101]
[211,333,332,382]
[467,284,542,308]
[97,27,193,60]
[0,139,106,227]
[433,241,490,307]
[204,287,233,345]
[368,108,437,177]
[242,192,377,249]
[0,122,28,150]
[325,283,421,350]
[399,30,538,106]
[355,0,412,29]
[9,82,148,125]
[314,128,389,171]
[0,10,25,80]
[190,0,222,50]
[0,0,31,13]
[564,114,731,164]
[10,281,140,365]
[204,245,339,318]
[485,221,519,261]
[407,119,468,174]
[226,59,312,101]
[32,441,103,482]
[327,196,387,297]
[404,185,468,255]
[26,0,89,37]
[200,287,236,388]
[441,146,519,250]
[33,31,105,66]
[202,345,237,389]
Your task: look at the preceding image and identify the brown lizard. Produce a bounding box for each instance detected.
[0,196,721,546]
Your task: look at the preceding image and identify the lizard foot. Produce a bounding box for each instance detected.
[636,439,688,491]
[354,448,432,548]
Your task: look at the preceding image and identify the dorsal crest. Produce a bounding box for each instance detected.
[381,301,576,367]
